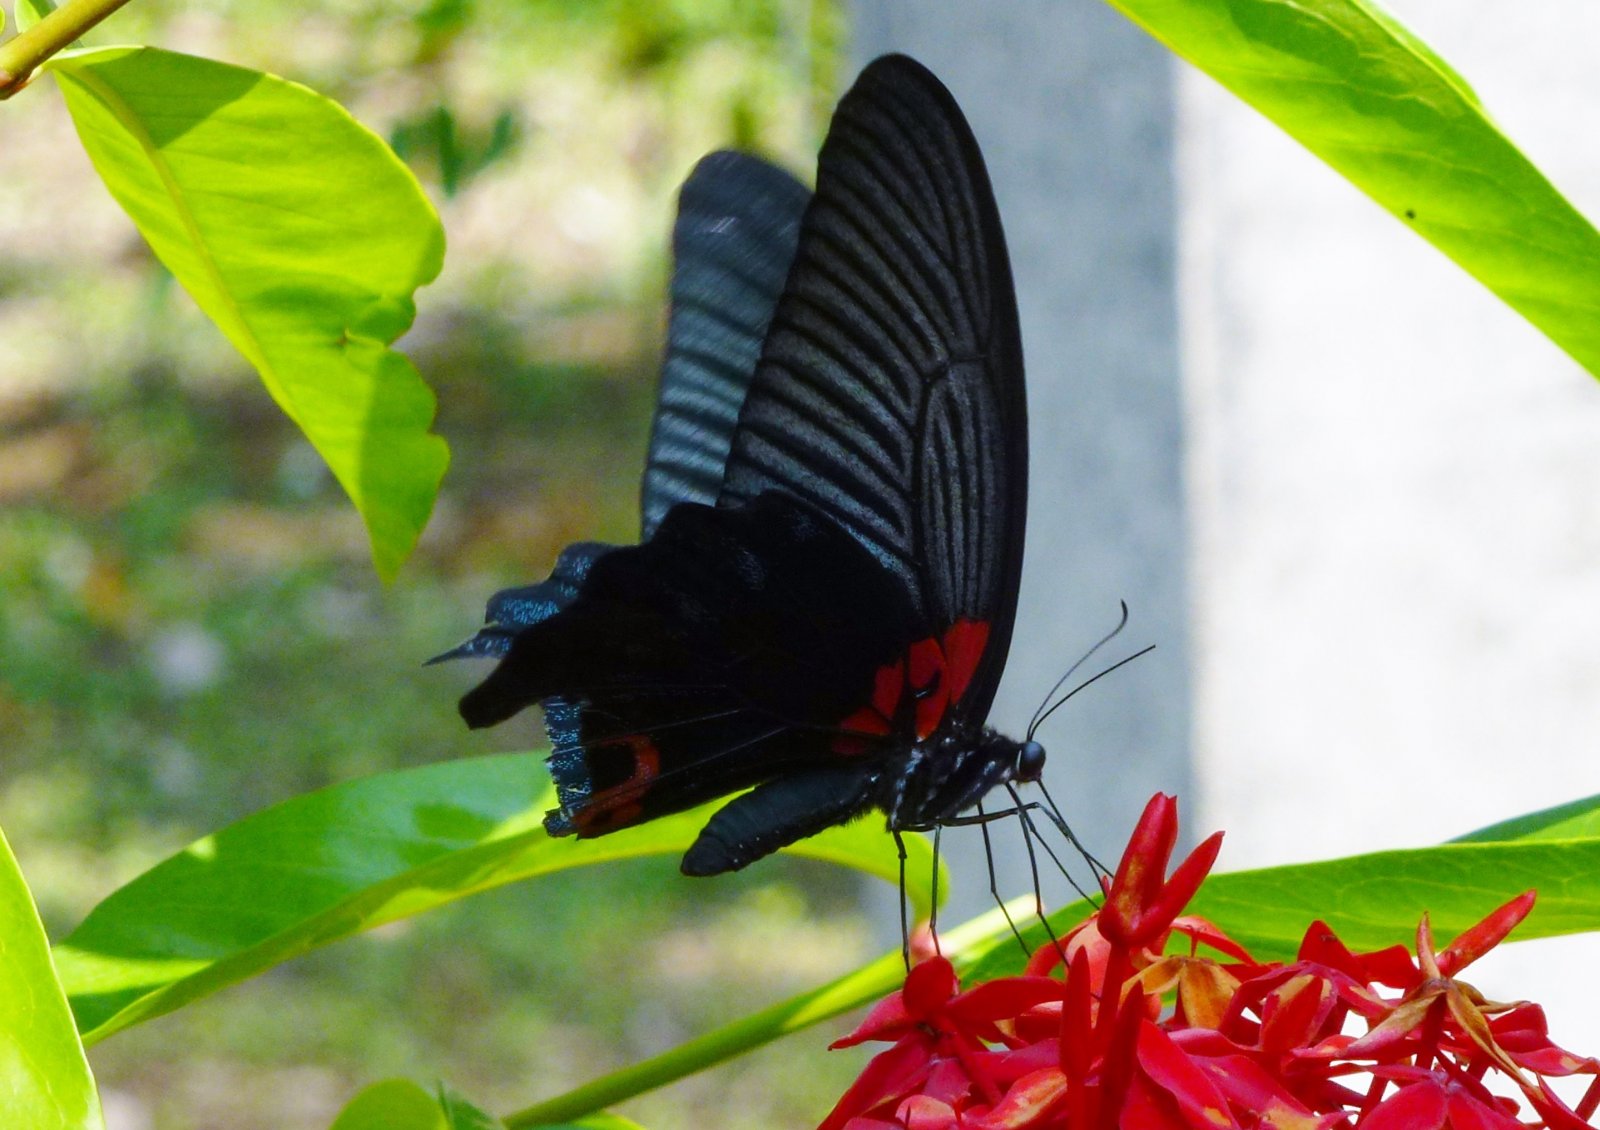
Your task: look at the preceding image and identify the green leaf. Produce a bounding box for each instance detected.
[15,0,55,33]
[1187,838,1600,959]
[1104,0,1600,381]
[963,828,1600,982]
[437,1084,505,1130]
[0,824,103,1130]
[46,46,448,579]
[53,752,939,1045]
[1454,793,1600,843]
[331,1080,448,1130]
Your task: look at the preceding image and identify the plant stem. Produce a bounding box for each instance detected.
[501,898,1035,1127]
[502,952,902,1128]
[0,0,134,99]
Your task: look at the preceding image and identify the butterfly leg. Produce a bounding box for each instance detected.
[928,825,944,959]
[1035,779,1111,891]
[893,829,911,972]
[975,799,1030,955]
[937,801,1043,828]
[1006,783,1065,962]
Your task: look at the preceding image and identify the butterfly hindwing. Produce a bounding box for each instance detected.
[719,54,1027,725]
[641,152,811,538]
[429,541,615,663]
[460,493,920,834]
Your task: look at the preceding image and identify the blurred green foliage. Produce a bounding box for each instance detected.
[0,0,863,1126]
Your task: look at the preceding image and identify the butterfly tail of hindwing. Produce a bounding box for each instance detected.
[428,541,616,665]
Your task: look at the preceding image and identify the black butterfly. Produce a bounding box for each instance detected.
[438,54,1041,877]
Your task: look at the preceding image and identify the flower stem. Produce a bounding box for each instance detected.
[0,0,135,99]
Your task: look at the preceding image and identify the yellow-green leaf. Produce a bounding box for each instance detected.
[54,752,940,1045]
[1106,0,1600,380]
[0,824,103,1130]
[47,45,448,578]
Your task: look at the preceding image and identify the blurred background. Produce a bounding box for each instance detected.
[3,1,1600,1128]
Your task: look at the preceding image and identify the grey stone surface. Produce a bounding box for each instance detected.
[1180,0,1600,1049]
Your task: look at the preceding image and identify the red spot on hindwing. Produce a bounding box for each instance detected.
[871,659,906,721]
[907,636,949,739]
[832,618,993,753]
[572,734,661,834]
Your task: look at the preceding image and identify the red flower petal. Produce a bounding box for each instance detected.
[1443,1087,1526,1130]
[835,993,918,1049]
[896,1094,962,1130]
[907,957,962,1019]
[1437,893,1536,978]
[950,977,1067,1029]
[820,1036,940,1130]
[963,1068,1069,1129]
[1297,921,1417,991]
[1135,1019,1243,1129]
[1360,1079,1449,1130]
[1102,797,1224,950]
[1260,974,1336,1059]
[1190,1052,1324,1130]
[1170,916,1253,964]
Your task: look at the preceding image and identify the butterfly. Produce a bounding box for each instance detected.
[437,53,1041,877]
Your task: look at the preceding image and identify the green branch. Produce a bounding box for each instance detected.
[501,900,1031,1128]
[0,0,133,98]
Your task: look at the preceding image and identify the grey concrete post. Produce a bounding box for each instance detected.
[849,3,1192,925]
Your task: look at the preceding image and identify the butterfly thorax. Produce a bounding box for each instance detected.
[880,727,1045,832]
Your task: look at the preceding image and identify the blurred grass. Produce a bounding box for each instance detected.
[0,1,871,1127]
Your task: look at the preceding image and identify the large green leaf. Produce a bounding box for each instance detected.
[0,825,103,1130]
[1455,792,1600,843]
[46,46,448,579]
[53,752,940,1045]
[963,821,1600,983]
[1104,0,1600,381]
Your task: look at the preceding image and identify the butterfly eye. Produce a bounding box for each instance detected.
[1017,740,1046,781]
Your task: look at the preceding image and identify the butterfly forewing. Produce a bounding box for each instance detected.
[719,55,1026,725]
[641,152,811,538]
[448,55,1030,873]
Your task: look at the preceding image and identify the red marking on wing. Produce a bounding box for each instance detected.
[941,619,991,705]
[871,660,906,721]
[835,659,902,755]
[907,637,949,739]
[831,618,993,752]
[572,734,661,834]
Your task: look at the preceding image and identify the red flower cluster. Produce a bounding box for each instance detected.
[821,795,1599,1130]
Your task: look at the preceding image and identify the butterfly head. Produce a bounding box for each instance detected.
[1016,738,1047,783]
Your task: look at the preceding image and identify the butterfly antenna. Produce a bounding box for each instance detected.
[894,830,911,972]
[1006,783,1065,960]
[976,799,1030,956]
[929,826,944,959]
[1028,644,1157,742]
[1027,601,1131,739]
